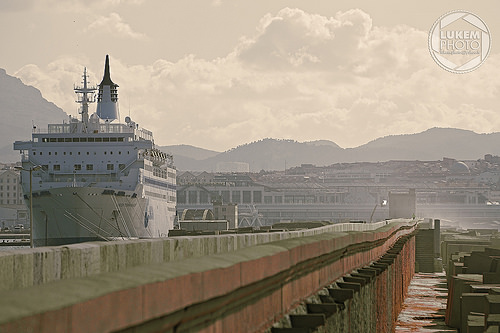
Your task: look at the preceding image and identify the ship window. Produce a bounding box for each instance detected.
[118,151,121,155]
[78,152,81,155]
[86,164,93,171]
[55,152,57,155]
[118,137,124,142]
[103,138,110,142]
[69,152,72,155]
[57,138,63,142]
[95,138,102,142]
[110,151,113,155]
[119,164,125,170]
[110,137,117,142]
[104,151,107,155]
[87,152,89,155]
[50,138,57,142]
[63,152,66,155]
[73,138,79,142]
[48,152,51,155]
[107,164,114,170]
[74,164,82,171]
[53,165,60,171]
[80,138,87,142]
[65,138,71,142]
[39,152,43,155]
[33,152,36,155]
[88,138,95,142]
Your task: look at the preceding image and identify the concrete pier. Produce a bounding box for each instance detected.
[0,219,418,332]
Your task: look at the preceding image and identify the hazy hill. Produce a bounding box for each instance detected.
[0,68,67,161]
[162,129,500,172]
[350,128,500,162]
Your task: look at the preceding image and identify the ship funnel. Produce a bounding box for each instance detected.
[96,55,119,121]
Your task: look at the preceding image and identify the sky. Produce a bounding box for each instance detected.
[1,0,500,152]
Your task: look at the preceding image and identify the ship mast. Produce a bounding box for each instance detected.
[74,68,97,133]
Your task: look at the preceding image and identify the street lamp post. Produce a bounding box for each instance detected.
[15,165,41,248]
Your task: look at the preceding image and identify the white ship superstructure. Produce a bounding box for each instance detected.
[14,55,176,246]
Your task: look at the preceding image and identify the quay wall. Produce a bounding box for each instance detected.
[0,219,418,333]
[0,220,397,292]
[274,230,415,332]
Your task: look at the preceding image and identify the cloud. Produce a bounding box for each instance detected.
[86,12,146,39]
[12,8,500,152]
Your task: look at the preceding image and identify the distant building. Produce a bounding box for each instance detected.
[178,208,229,231]
[0,168,28,228]
[0,169,23,206]
[216,162,249,173]
[389,189,416,219]
[213,201,238,229]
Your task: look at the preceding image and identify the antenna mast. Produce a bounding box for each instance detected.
[74,68,97,133]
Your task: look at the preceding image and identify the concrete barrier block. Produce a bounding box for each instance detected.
[99,242,119,273]
[171,237,188,261]
[78,243,101,277]
[163,238,174,262]
[188,236,203,257]
[13,249,34,289]
[32,247,61,285]
[218,235,229,254]
[204,236,218,256]
[111,241,130,271]
[0,251,14,292]
[125,240,152,267]
[147,238,165,264]
[460,293,488,332]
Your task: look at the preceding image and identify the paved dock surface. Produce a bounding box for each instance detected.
[395,272,457,332]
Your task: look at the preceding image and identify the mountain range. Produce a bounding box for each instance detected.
[162,129,500,172]
[2,68,500,171]
[0,68,67,162]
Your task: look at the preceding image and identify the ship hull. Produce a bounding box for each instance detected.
[30,186,174,247]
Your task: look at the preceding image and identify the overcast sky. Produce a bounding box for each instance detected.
[1,0,499,151]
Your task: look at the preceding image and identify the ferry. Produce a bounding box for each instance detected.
[14,55,176,246]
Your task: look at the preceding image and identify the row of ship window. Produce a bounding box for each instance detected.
[33,151,131,156]
[40,137,125,143]
[44,164,127,171]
